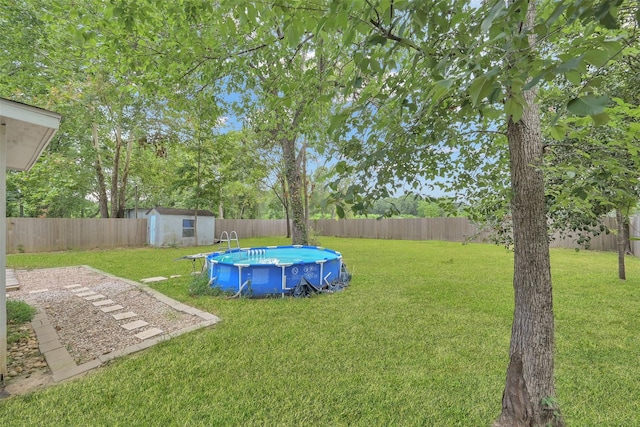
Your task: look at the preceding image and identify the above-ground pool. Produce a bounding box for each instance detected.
[207,245,344,297]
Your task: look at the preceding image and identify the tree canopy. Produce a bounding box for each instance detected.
[2,1,639,424]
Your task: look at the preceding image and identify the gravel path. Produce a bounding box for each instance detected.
[8,266,205,364]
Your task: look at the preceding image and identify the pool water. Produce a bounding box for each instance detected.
[214,246,339,265]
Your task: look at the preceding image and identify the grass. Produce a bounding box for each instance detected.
[6,300,37,345]
[7,300,37,325]
[2,237,640,425]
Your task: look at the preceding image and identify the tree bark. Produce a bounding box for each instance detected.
[194,135,202,246]
[110,124,122,218]
[92,122,110,218]
[622,212,631,255]
[301,142,309,222]
[280,174,292,238]
[496,96,561,427]
[282,134,307,244]
[115,133,133,218]
[496,2,563,426]
[616,209,626,280]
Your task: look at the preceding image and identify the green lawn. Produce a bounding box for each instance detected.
[3,237,640,426]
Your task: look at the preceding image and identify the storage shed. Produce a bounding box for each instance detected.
[147,207,215,247]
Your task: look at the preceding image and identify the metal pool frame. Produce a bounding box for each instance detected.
[207,245,343,297]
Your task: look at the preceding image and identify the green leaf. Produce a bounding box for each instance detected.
[590,112,609,126]
[573,187,588,200]
[565,70,582,85]
[584,76,605,89]
[435,79,454,89]
[556,56,583,73]
[336,9,348,29]
[481,1,506,33]
[594,2,619,29]
[549,124,566,141]
[367,34,387,46]
[413,9,427,27]
[468,76,493,107]
[583,49,608,67]
[544,2,568,26]
[567,96,610,116]
[505,97,524,123]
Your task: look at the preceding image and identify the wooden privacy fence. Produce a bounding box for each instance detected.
[216,219,289,238]
[217,218,481,242]
[4,217,622,254]
[309,218,483,241]
[218,217,621,251]
[6,218,147,254]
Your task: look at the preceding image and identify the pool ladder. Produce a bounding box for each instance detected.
[218,230,240,252]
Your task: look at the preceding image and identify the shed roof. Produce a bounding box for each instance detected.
[148,207,215,217]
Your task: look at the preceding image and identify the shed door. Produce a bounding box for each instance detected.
[149,215,157,246]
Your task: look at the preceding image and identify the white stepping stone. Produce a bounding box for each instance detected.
[29,289,49,294]
[84,294,105,301]
[135,328,163,340]
[92,299,114,306]
[70,287,90,292]
[64,284,82,289]
[100,305,124,313]
[113,311,138,320]
[121,320,149,331]
[76,291,96,297]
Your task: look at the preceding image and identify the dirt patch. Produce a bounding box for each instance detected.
[3,322,52,396]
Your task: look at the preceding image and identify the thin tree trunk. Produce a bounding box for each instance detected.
[92,123,109,218]
[194,135,202,246]
[279,173,291,238]
[194,210,199,246]
[616,209,626,280]
[302,142,309,222]
[115,135,133,218]
[623,212,632,255]
[496,2,562,426]
[110,124,122,218]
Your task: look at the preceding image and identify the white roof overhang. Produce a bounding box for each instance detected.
[1,97,62,171]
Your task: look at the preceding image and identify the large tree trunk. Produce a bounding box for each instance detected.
[92,122,110,218]
[281,135,307,245]
[495,2,562,426]
[496,94,560,427]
